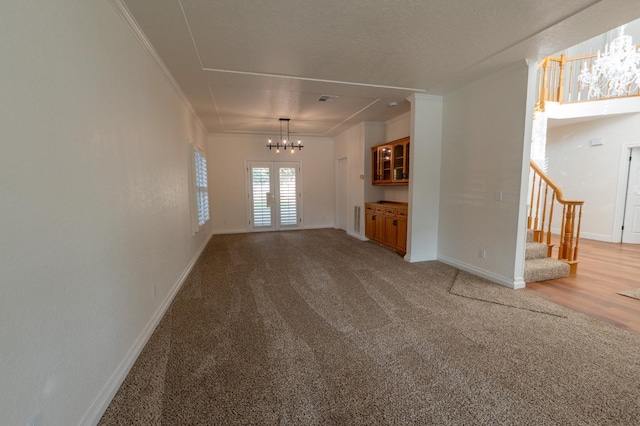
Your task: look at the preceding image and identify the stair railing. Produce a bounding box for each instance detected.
[536,50,640,112]
[528,160,584,274]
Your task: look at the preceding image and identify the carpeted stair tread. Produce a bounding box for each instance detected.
[525,258,570,283]
[525,242,548,260]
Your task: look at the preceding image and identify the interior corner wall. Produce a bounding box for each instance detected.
[207,133,335,233]
[439,61,533,287]
[546,113,640,241]
[333,122,386,239]
[0,2,210,425]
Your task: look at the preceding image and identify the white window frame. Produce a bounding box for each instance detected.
[189,143,210,233]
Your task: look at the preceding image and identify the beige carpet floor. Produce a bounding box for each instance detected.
[100,229,640,425]
[618,288,640,301]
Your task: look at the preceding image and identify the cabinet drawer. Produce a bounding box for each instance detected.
[384,207,397,216]
[375,206,385,214]
[396,209,408,218]
[365,205,376,213]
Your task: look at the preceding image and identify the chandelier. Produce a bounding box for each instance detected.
[578,25,640,99]
[266,118,303,154]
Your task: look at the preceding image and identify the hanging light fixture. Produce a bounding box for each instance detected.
[578,25,640,99]
[266,118,303,154]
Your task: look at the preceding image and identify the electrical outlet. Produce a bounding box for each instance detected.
[27,411,42,426]
[152,284,157,299]
[495,190,503,201]
[479,249,486,259]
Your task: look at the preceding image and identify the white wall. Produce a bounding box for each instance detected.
[334,124,364,238]
[207,133,335,233]
[546,113,640,241]
[0,2,210,425]
[385,112,410,142]
[334,122,386,239]
[439,61,535,288]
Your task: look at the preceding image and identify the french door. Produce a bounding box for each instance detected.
[247,161,301,231]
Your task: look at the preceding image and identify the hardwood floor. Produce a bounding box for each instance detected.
[525,238,640,334]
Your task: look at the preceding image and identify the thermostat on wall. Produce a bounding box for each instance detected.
[591,138,603,146]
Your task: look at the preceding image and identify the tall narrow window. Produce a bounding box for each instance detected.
[194,149,209,227]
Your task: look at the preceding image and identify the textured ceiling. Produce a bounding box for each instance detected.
[121,0,640,136]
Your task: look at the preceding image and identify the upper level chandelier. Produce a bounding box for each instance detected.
[578,25,640,99]
[266,118,303,154]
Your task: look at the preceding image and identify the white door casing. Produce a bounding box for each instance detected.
[622,147,640,244]
[338,157,348,231]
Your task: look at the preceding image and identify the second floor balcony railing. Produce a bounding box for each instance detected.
[536,49,640,112]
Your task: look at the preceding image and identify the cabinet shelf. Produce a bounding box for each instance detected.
[372,137,409,185]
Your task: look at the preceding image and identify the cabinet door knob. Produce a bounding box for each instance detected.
[393,220,397,226]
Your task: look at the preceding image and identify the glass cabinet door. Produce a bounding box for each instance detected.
[381,146,391,181]
[371,138,409,185]
[393,144,404,181]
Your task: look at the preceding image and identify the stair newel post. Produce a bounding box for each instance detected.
[571,204,583,273]
[557,53,566,103]
[568,205,576,261]
[562,205,575,262]
[558,204,567,260]
[540,58,549,111]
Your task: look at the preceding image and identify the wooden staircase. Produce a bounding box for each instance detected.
[524,229,570,283]
[525,160,584,283]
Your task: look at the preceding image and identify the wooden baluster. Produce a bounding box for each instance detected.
[559,204,567,260]
[534,176,543,239]
[528,173,537,229]
[546,192,555,257]
[540,182,549,243]
[567,59,575,102]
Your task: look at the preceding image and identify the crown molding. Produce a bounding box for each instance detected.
[108,0,207,134]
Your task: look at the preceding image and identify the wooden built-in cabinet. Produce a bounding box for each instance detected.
[372,137,410,185]
[365,201,408,255]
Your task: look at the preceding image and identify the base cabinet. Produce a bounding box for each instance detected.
[364,202,408,255]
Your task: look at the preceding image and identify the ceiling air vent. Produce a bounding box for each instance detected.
[318,95,338,103]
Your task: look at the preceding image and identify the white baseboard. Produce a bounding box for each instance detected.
[303,224,336,230]
[212,226,336,235]
[438,255,522,289]
[212,228,249,235]
[550,228,613,243]
[80,233,213,426]
[347,230,368,241]
[577,232,613,242]
[404,253,437,262]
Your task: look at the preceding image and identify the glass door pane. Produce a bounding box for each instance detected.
[249,163,274,230]
[278,166,298,226]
